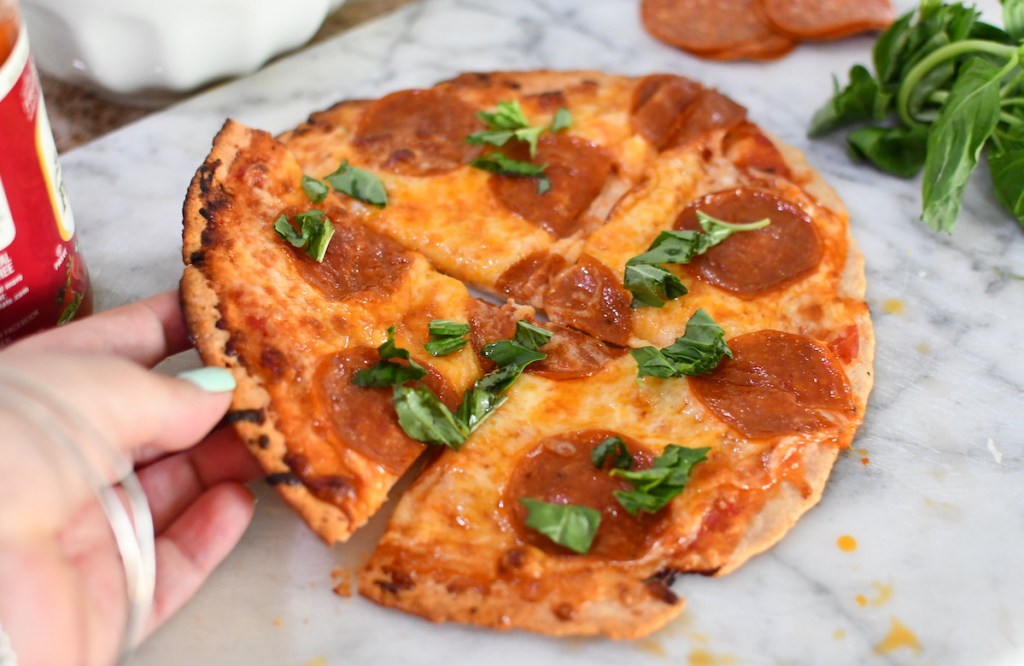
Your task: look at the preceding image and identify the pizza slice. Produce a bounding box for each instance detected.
[182,120,496,543]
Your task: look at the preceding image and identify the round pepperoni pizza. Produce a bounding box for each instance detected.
[182,70,873,639]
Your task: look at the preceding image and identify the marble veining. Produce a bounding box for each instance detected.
[57,0,1024,664]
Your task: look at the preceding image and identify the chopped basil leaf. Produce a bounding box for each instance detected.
[591,436,633,471]
[623,215,769,308]
[513,320,554,351]
[424,319,471,357]
[808,65,891,138]
[393,385,467,449]
[482,341,547,369]
[470,153,547,178]
[325,160,388,207]
[623,263,687,309]
[424,336,468,357]
[550,107,573,133]
[611,444,709,515]
[352,326,427,387]
[273,210,335,262]
[520,498,601,554]
[455,382,509,433]
[535,176,552,195]
[695,210,771,243]
[846,125,929,178]
[470,100,546,156]
[631,309,732,378]
[301,175,330,203]
[476,100,532,131]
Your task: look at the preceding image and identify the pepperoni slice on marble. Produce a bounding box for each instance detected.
[674,188,821,296]
[489,134,612,238]
[495,251,568,306]
[506,430,666,560]
[288,209,413,302]
[688,330,854,439]
[311,347,458,474]
[631,74,702,150]
[761,0,894,40]
[352,89,483,176]
[641,0,795,60]
[544,255,633,347]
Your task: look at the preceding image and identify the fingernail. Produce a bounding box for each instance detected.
[177,367,236,393]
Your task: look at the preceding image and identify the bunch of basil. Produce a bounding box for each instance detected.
[810,0,1024,233]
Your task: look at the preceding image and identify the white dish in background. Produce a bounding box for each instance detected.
[21,0,347,103]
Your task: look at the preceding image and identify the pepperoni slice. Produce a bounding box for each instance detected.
[489,134,612,238]
[761,0,894,40]
[528,324,626,380]
[631,74,702,150]
[495,251,568,305]
[505,431,666,560]
[289,208,413,302]
[466,299,623,380]
[544,255,633,347]
[722,121,792,178]
[688,330,854,439]
[674,188,822,296]
[665,89,747,149]
[352,89,483,176]
[311,347,458,474]
[641,0,795,60]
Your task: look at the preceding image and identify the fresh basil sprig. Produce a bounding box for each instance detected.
[610,444,709,515]
[424,319,471,357]
[352,327,427,387]
[631,309,732,378]
[624,211,769,308]
[274,210,336,262]
[809,0,1024,232]
[591,436,633,471]
[324,160,389,207]
[467,101,572,194]
[520,498,601,554]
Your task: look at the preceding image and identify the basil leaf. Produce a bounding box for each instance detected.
[631,309,731,378]
[465,128,517,148]
[477,100,531,130]
[513,320,554,351]
[628,230,707,266]
[611,444,709,516]
[872,11,916,89]
[352,326,427,387]
[988,145,1024,226]
[550,107,573,133]
[1004,0,1024,41]
[470,153,547,178]
[455,383,509,433]
[325,160,388,207]
[846,125,928,178]
[393,384,467,449]
[591,436,632,471]
[301,175,329,203]
[624,263,687,309]
[921,57,1004,233]
[520,498,601,554]
[696,210,771,243]
[424,336,468,357]
[809,65,892,137]
[274,210,335,262]
[424,319,471,357]
[481,340,547,369]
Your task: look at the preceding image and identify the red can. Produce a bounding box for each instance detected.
[0,0,91,347]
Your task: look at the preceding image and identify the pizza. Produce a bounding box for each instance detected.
[181,70,873,639]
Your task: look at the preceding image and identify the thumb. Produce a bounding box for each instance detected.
[0,352,236,464]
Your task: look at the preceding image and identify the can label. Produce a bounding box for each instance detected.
[0,25,89,345]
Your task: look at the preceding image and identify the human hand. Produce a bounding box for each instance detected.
[0,290,261,666]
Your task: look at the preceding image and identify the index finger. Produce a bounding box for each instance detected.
[7,290,189,367]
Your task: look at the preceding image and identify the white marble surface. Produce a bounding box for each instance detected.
[58,0,1024,664]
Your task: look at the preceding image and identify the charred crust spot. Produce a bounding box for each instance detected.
[534,90,567,110]
[188,250,205,267]
[224,336,239,357]
[266,472,301,486]
[376,569,415,595]
[214,317,227,331]
[284,452,357,506]
[256,434,270,449]
[645,568,682,605]
[552,603,576,621]
[225,408,266,425]
[197,160,220,195]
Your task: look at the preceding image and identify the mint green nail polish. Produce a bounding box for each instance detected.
[177,367,236,393]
